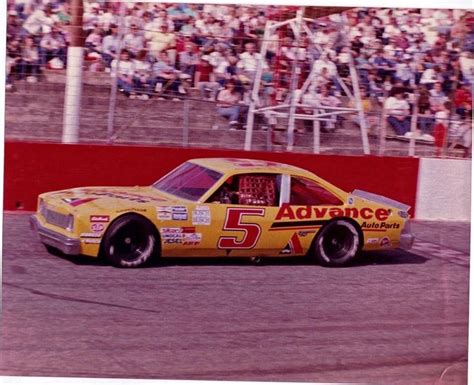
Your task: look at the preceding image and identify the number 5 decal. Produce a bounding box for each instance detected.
[218,208,265,249]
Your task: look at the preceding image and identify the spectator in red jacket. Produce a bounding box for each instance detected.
[196,55,219,100]
[454,83,472,120]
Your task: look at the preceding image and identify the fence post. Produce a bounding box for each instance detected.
[182,98,190,147]
[408,93,419,157]
[286,8,304,152]
[106,2,126,144]
[313,113,321,154]
[378,95,387,156]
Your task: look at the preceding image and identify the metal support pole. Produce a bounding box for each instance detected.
[62,0,83,143]
[313,110,321,154]
[244,21,272,151]
[106,2,126,144]
[378,93,388,156]
[408,93,419,157]
[286,7,304,152]
[337,11,370,156]
[349,54,370,155]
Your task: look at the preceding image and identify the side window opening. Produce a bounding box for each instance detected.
[290,177,343,206]
[207,174,281,206]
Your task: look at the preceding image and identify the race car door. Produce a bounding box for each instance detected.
[199,173,299,257]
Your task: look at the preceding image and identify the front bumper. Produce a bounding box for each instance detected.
[30,214,81,255]
[399,220,415,250]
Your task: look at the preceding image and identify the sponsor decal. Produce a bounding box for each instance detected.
[280,233,303,255]
[116,208,147,213]
[298,230,314,237]
[156,206,188,221]
[348,196,354,205]
[157,207,172,221]
[361,221,400,230]
[367,237,379,244]
[192,205,211,225]
[63,197,97,207]
[160,227,182,236]
[161,227,183,244]
[80,233,102,238]
[160,227,201,245]
[90,215,110,223]
[275,204,390,222]
[183,233,202,245]
[172,206,188,221]
[91,223,105,232]
[380,237,391,247]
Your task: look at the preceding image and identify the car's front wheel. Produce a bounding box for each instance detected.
[102,214,157,268]
[313,219,360,267]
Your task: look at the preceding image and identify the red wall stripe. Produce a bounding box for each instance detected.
[4,141,420,215]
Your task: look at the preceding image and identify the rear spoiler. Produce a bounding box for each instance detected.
[352,189,411,212]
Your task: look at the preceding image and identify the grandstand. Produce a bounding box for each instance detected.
[5,2,473,158]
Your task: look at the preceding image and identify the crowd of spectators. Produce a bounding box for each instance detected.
[5,1,473,142]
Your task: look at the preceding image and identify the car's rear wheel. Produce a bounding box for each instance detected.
[313,219,360,267]
[102,214,157,268]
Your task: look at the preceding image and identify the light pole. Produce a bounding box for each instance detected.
[62,0,84,143]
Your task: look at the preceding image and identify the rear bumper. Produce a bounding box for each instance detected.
[399,233,415,249]
[30,214,81,255]
[399,220,415,250]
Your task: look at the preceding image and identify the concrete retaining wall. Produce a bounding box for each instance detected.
[415,158,471,221]
[4,141,420,213]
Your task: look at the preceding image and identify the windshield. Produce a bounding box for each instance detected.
[152,162,223,201]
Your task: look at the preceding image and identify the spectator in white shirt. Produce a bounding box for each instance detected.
[420,65,443,89]
[39,24,67,66]
[394,55,415,87]
[20,35,40,82]
[316,85,342,132]
[85,24,103,59]
[237,42,267,85]
[22,4,54,38]
[111,49,135,97]
[429,82,448,112]
[313,53,341,94]
[102,24,120,68]
[148,24,176,65]
[384,88,411,136]
[123,24,144,58]
[132,50,153,100]
[83,3,101,32]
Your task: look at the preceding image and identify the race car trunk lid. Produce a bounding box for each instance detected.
[352,189,411,212]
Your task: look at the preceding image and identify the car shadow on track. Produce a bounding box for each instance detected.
[350,249,428,267]
[47,247,428,268]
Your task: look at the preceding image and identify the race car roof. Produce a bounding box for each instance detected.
[189,158,314,177]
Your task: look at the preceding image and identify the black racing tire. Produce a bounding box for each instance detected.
[102,214,157,268]
[313,219,360,267]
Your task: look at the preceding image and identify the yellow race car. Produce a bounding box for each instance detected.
[30,158,414,268]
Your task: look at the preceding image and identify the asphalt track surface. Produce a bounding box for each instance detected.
[1,213,470,385]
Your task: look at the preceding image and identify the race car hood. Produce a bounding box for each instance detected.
[42,186,179,212]
[352,189,411,212]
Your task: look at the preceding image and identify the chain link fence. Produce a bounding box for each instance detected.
[5,2,473,158]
